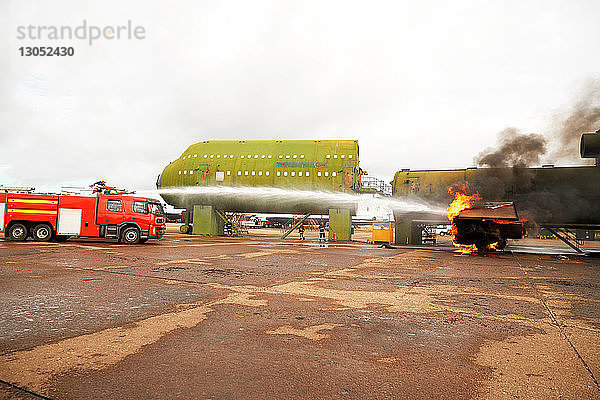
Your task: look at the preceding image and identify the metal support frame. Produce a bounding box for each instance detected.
[281,214,311,239]
[214,209,246,237]
[545,227,585,253]
[0,186,35,193]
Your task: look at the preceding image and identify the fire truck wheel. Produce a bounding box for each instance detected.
[32,224,53,242]
[121,227,141,244]
[8,223,28,241]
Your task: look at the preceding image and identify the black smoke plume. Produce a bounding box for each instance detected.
[475,127,547,168]
[474,80,600,168]
[552,82,600,162]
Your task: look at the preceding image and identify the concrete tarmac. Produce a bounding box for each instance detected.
[1,225,599,399]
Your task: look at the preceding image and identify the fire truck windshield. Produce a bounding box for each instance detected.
[148,202,165,217]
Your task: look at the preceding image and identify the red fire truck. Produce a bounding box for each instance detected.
[0,185,166,244]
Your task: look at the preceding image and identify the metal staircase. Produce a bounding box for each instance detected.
[545,227,585,253]
[214,210,247,236]
[281,214,311,239]
[359,176,392,196]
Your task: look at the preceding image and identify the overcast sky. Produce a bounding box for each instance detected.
[1,0,599,193]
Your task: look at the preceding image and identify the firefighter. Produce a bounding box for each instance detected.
[225,221,233,236]
[91,179,107,187]
[319,222,326,246]
[298,223,305,240]
[90,179,107,193]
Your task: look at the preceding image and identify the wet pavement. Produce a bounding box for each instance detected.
[1,226,599,399]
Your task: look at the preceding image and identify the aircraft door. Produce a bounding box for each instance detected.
[341,166,355,190]
[196,164,210,185]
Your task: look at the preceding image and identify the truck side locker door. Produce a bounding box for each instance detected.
[57,208,82,235]
[56,195,98,237]
[0,193,5,233]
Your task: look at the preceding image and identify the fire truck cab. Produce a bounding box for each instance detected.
[0,190,166,244]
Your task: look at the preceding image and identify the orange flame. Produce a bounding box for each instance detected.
[457,244,478,255]
[446,184,481,221]
[487,242,499,251]
[491,219,523,225]
[447,183,481,254]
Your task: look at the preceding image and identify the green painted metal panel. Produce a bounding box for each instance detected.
[328,208,351,241]
[159,140,360,193]
[192,205,223,235]
[393,219,422,245]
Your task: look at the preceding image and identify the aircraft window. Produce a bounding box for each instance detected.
[254,155,258,158]
[217,155,220,158]
[277,171,281,176]
[188,155,191,158]
[279,155,283,159]
[241,155,245,158]
[227,171,231,176]
[341,155,345,159]
[334,155,338,159]
[286,155,290,159]
[252,171,256,176]
[245,171,249,176]
[204,155,207,158]
[318,172,322,177]
[284,172,288,176]
[268,155,272,158]
[306,171,310,177]
[293,155,297,158]
[248,155,252,158]
[237,171,242,176]
[298,171,303,177]
[291,172,295,176]
[230,155,234,158]
[258,171,263,176]
[300,155,304,158]
[261,155,265,158]
[194,154,197,158]
[332,172,337,176]
[183,171,187,174]
[326,155,330,159]
[349,155,353,158]
[178,171,181,175]
[266,171,270,176]
[189,170,193,174]
[325,172,329,176]
[210,155,214,158]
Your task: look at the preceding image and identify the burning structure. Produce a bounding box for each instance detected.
[446,184,524,252]
[393,130,600,251]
